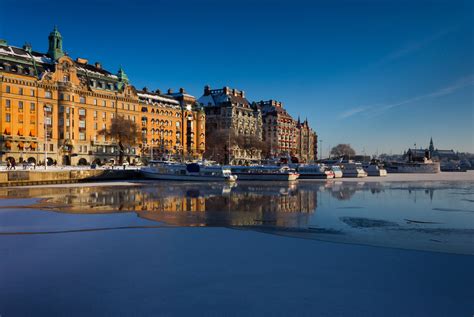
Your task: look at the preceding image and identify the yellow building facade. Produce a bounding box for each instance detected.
[0,27,205,166]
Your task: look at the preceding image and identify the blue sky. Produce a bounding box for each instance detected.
[1,0,473,155]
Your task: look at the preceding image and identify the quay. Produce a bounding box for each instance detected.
[0,167,140,187]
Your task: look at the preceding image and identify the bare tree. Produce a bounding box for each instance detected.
[330,144,356,159]
[99,115,141,164]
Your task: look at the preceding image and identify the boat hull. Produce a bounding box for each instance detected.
[386,162,440,173]
[141,171,236,182]
[234,173,299,181]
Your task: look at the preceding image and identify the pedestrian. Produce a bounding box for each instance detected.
[11,160,16,170]
[6,159,10,170]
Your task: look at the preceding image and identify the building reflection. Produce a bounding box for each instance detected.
[0,182,317,228]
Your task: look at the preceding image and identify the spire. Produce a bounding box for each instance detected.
[47,26,64,60]
[429,137,434,153]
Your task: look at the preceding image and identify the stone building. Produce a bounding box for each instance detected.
[198,85,263,165]
[295,118,317,163]
[259,99,297,158]
[0,27,204,165]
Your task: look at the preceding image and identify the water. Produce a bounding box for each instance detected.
[1,180,473,316]
[1,180,473,254]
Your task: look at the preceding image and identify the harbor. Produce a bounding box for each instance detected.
[1,174,473,316]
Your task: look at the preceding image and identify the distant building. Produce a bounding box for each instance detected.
[295,118,316,163]
[405,138,459,162]
[198,86,263,165]
[259,99,296,158]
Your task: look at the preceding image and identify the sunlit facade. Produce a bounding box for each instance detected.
[0,27,205,165]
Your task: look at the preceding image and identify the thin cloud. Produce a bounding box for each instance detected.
[339,75,474,120]
[374,26,457,66]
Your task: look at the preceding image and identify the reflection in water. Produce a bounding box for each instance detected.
[0,180,473,255]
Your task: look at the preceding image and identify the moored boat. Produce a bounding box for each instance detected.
[340,162,367,178]
[141,162,237,182]
[363,160,387,176]
[331,165,343,178]
[297,164,335,179]
[385,160,441,173]
[230,165,299,181]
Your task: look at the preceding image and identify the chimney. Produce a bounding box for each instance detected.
[223,86,229,94]
[167,88,173,94]
[179,87,185,94]
[155,89,162,94]
[95,62,102,69]
[232,89,236,96]
[241,90,245,98]
[204,85,211,95]
[142,87,148,92]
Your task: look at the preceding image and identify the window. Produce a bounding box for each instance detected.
[5,99,11,109]
[30,89,35,97]
[94,99,97,105]
[94,111,97,119]
[30,102,35,112]
[18,101,24,111]
[18,115,23,123]
[79,121,86,128]
[50,144,54,151]
[111,101,115,108]
[5,85,10,93]
[94,122,98,130]
[102,112,106,119]
[63,75,69,82]
[19,88,23,95]
[6,113,11,122]
[45,117,52,125]
[79,132,86,140]
[111,113,114,119]
[45,91,52,98]
[80,96,86,104]
[79,108,86,116]
[102,100,106,107]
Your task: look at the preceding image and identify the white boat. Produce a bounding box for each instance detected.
[230,165,299,181]
[141,162,237,182]
[331,165,343,178]
[297,164,335,179]
[363,161,387,177]
[385,160,440,173]
[340,162,367,178]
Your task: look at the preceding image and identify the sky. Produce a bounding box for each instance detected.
[1,0,473,156]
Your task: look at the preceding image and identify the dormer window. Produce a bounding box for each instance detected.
[63,75,69,82]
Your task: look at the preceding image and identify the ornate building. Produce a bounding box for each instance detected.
[198,86,263,165]
[0,27,204,165]
[295,118,317,163]
[259,99,297,158]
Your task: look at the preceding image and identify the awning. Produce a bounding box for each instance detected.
[18,141,24,148]
[4,127,11,135]
[30,143,37,149]
[5,140,11,148]
[17,128,23,136]
[30,129,36,137]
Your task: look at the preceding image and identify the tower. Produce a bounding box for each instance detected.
[429,137,434,153]
[117,66,129,90]
[47,26,64,60]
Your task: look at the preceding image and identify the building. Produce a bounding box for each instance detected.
[137,87,205,161]
[429,137,459,161]
[198,86,263,165]
[0,27,204,165]
[295,118,317,163]
[259,99,297,158]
